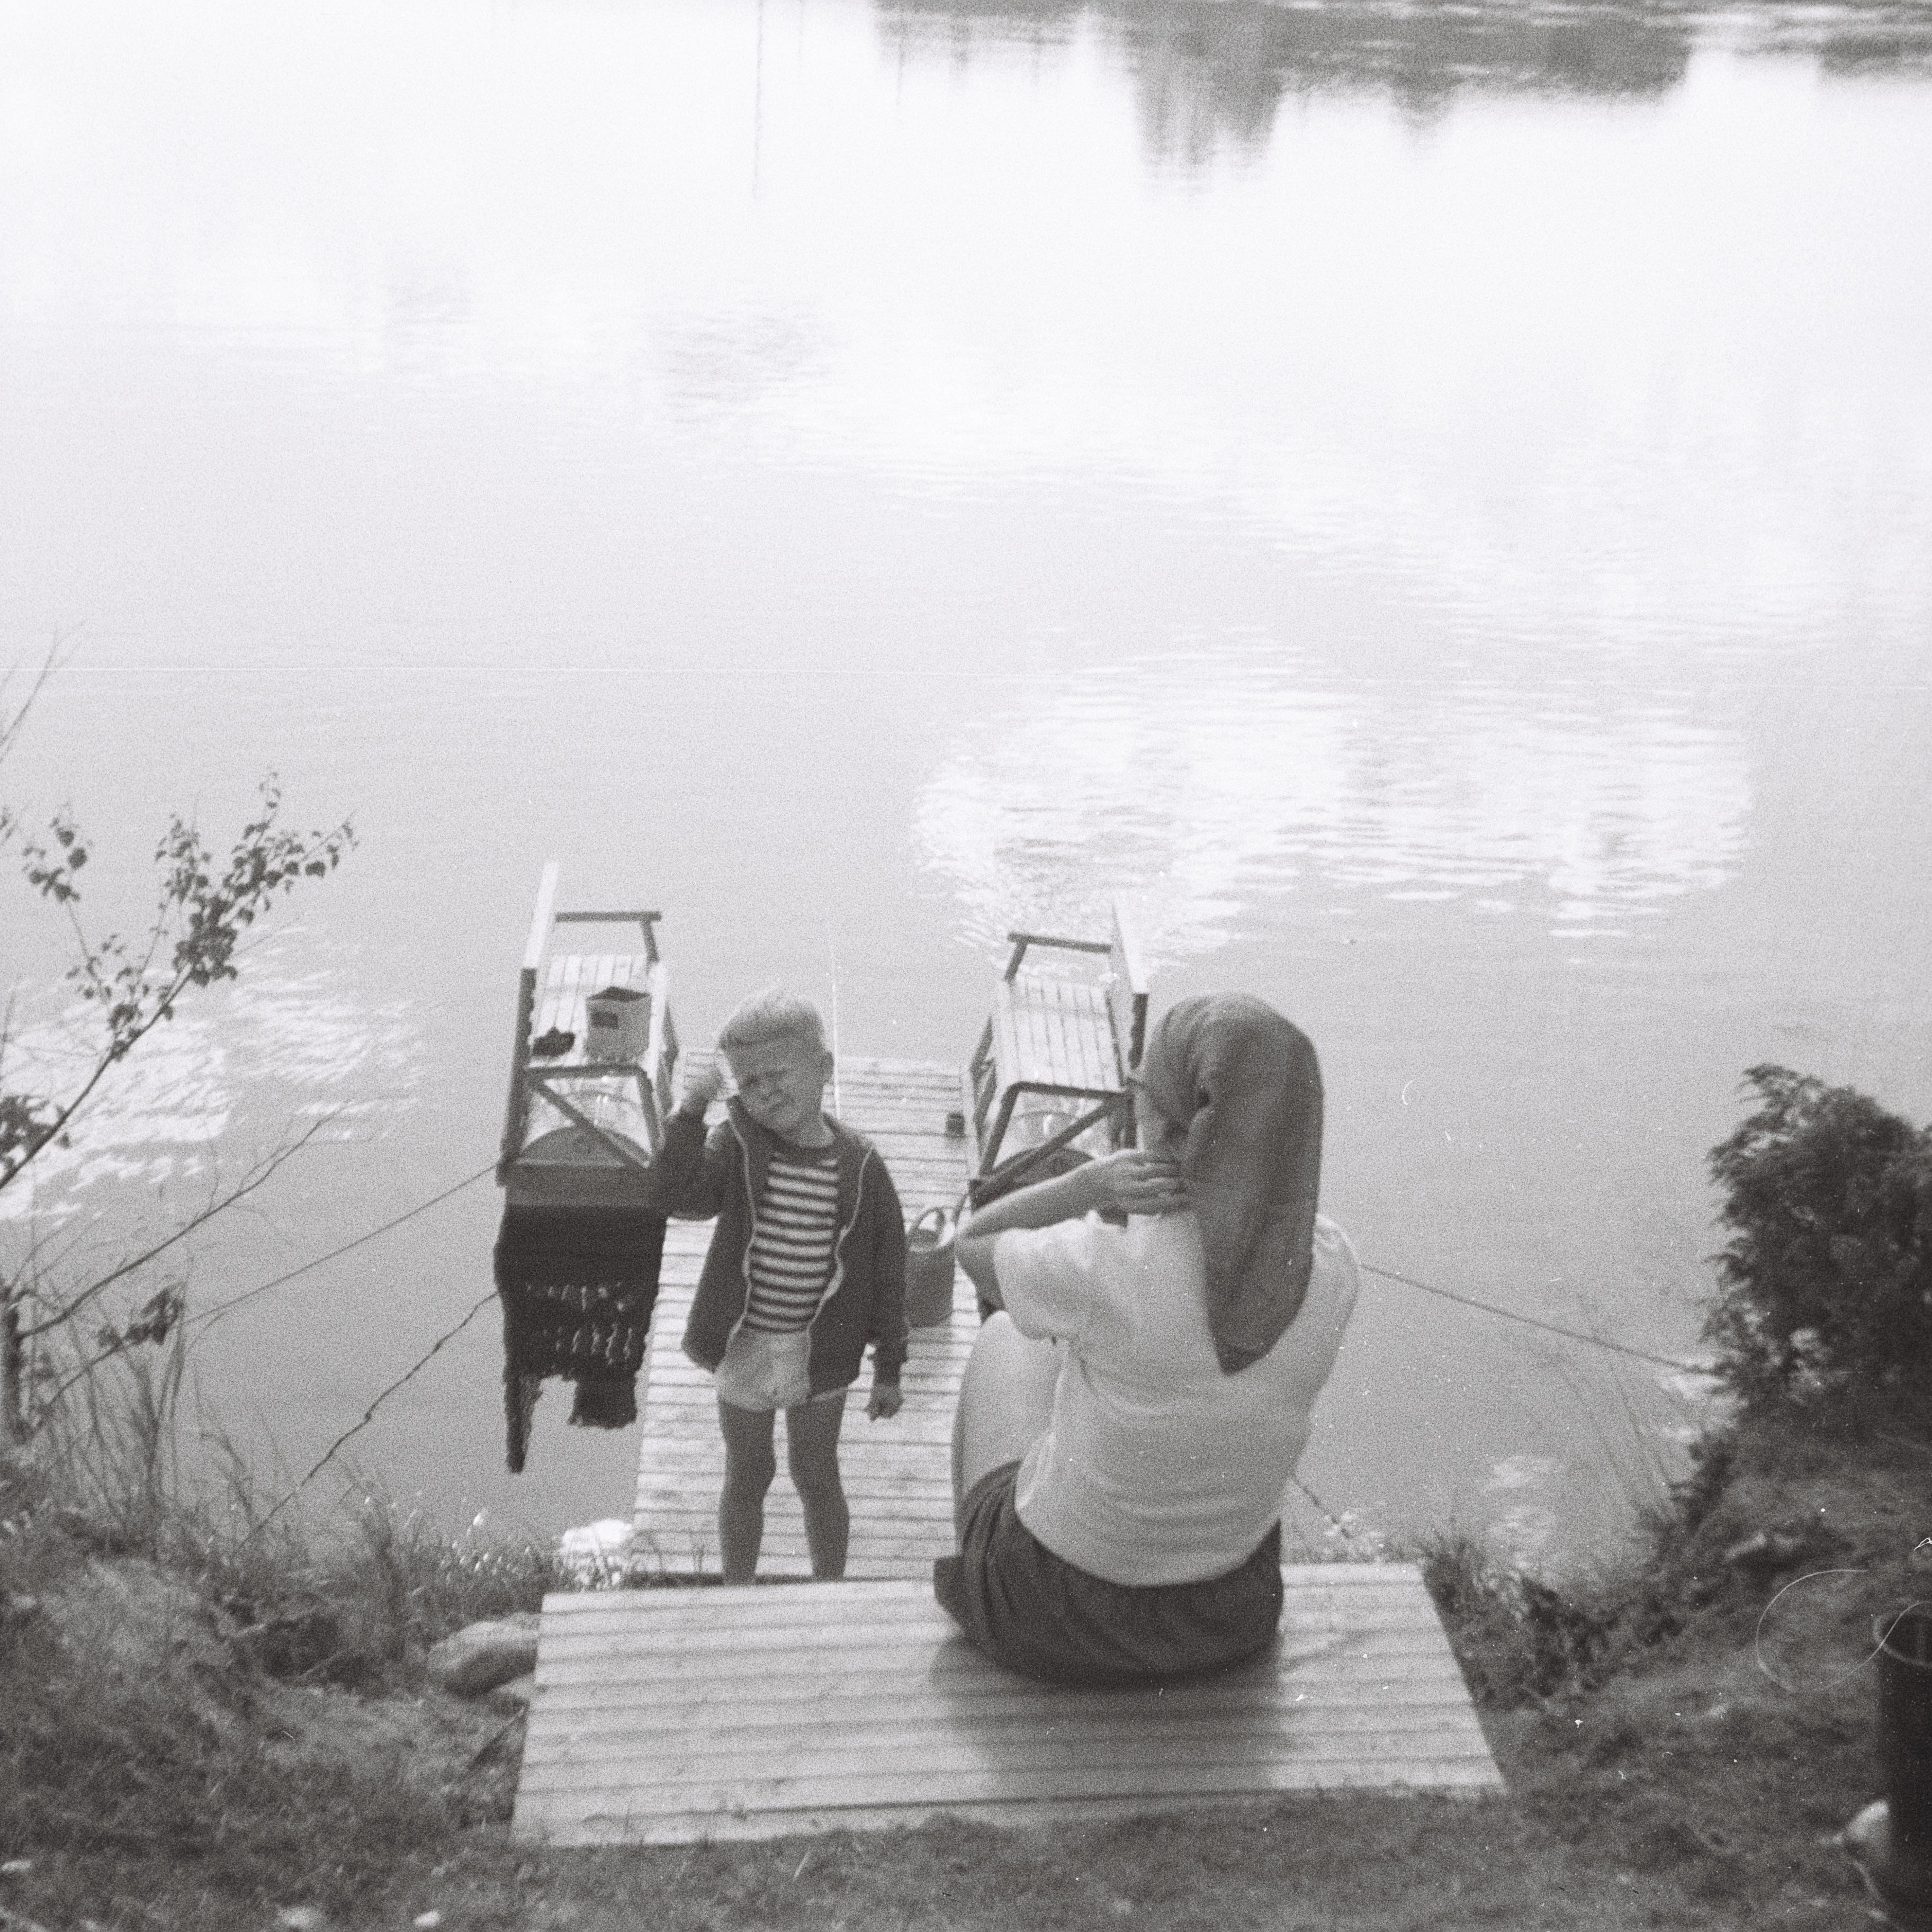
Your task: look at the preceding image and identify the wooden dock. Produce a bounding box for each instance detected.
[509,1051,1503,1844]
[513,1566,1503,1845]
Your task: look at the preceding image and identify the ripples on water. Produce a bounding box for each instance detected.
[0,934,423,1228]
[2,0,1928,1561]
[915,643,1750,959]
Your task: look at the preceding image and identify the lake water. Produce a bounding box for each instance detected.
[3,0,1929,1569]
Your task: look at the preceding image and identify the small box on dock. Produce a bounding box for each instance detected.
[585,983,652,1064]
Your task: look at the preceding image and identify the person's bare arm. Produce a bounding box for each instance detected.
[956,1151,1188,1308]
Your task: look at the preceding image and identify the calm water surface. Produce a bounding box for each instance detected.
[3,0,1929,1566]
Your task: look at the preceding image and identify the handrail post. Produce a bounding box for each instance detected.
[498,862,558,1186]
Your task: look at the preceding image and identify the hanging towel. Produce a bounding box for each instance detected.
[494,1205,667,1472]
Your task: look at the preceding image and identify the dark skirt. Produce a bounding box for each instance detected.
[932,1460,1284,1686]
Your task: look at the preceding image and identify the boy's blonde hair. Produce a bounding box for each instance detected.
[717,987,828,1057]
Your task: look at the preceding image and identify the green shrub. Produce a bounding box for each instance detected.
[1419,1533,1630,1707]
[1706,1064,1932,1423]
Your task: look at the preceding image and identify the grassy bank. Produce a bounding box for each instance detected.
[2,1394,1912,1932]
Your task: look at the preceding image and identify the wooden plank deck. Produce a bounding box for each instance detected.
[631,1055,972,1581]
[520,954,646,1135]
[509,1052,1505,1845]
[512,1566,1503,1845]
[997,973,1119,1095]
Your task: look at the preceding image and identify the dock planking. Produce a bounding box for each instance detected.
[506,1051,1504,1845]
[498,866,676,1209]
[512,1568,1504,1845]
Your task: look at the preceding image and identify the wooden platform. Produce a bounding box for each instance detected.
[631,1055,972,1581]
[507,1051,1502,1844]
[513,1566,1504,1845]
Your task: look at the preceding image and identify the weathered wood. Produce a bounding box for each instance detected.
[512,1569,1502,1845]
[1003,929,1112,978]
[969,902,1146,1190]
[531,1662,1475,1713]
[537,1571,1441,1636]
[508,1049,1503,1848]
[523,861,561,973]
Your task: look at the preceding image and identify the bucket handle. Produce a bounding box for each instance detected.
[910,1205,952,1245]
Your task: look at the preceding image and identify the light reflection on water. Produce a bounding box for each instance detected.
[915,643,1749,959]
[1,0,1928,1566]
[0,936,424,1225]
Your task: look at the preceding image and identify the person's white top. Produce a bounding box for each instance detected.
[993,1210,1360,1586]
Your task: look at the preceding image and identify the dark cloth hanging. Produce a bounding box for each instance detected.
[494,1205,667,1473]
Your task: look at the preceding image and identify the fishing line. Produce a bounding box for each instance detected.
[1750,1571,1906,1694]
[188,1161,496,1334]
[825,920,843,1116]
[241,1288,499,1540]
[1361,1262,1710,1376]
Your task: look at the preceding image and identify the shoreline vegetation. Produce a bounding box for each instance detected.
[4,1068,1928,1929]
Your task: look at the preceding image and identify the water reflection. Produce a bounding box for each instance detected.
[914,642,1748,958]
[1822,32,1932,71]
[877,0,1932,164]
[0,938,421,1227]
[877,0,1697,159]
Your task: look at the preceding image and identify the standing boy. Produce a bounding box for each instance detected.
[647,989,906,1583]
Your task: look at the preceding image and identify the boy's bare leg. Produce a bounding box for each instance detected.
[951,1312,1061,1544]
[784,1391,850,1580]
[717,1399,778,1584]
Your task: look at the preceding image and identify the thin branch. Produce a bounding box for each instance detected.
[2,802,355,1197]
[36,1306,181,1413]
[243,1291,499,1541]
[0,958,202,1195]
[0,632,67,772]
[18,1119,330,1339]
[188,1160,495,1335]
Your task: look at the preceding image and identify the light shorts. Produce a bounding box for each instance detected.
[713,1323,847,1413]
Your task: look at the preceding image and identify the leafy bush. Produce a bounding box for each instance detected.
[1420,1533,1629,1707]
[1706,1064,1932,1422]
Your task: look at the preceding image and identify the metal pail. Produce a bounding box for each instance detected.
[904,1206,957,1328]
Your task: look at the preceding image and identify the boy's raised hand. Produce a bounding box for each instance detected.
[866,1379,903,1421]
[680,1060,729,1115]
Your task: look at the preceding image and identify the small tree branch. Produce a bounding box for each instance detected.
[18,1117,331,1340]
[244,1290,499,1541]
[0,633,65,776]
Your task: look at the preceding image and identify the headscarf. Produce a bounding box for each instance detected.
[1135,994,1323,1376]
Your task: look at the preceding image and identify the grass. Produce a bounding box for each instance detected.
[2,1356,1920,1931]
[1,1347,557,1922]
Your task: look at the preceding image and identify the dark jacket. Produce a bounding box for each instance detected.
[645,1100,908,1393]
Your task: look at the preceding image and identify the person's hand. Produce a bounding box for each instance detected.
[680,1061,728,1115]
[867,1380,903,1421]
[1086,1148,1189,1218]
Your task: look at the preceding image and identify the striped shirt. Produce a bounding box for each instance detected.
[742,1146,841,1333]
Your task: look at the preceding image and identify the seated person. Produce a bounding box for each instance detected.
[649,990,906,1584]
[937,993,1360,1684]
